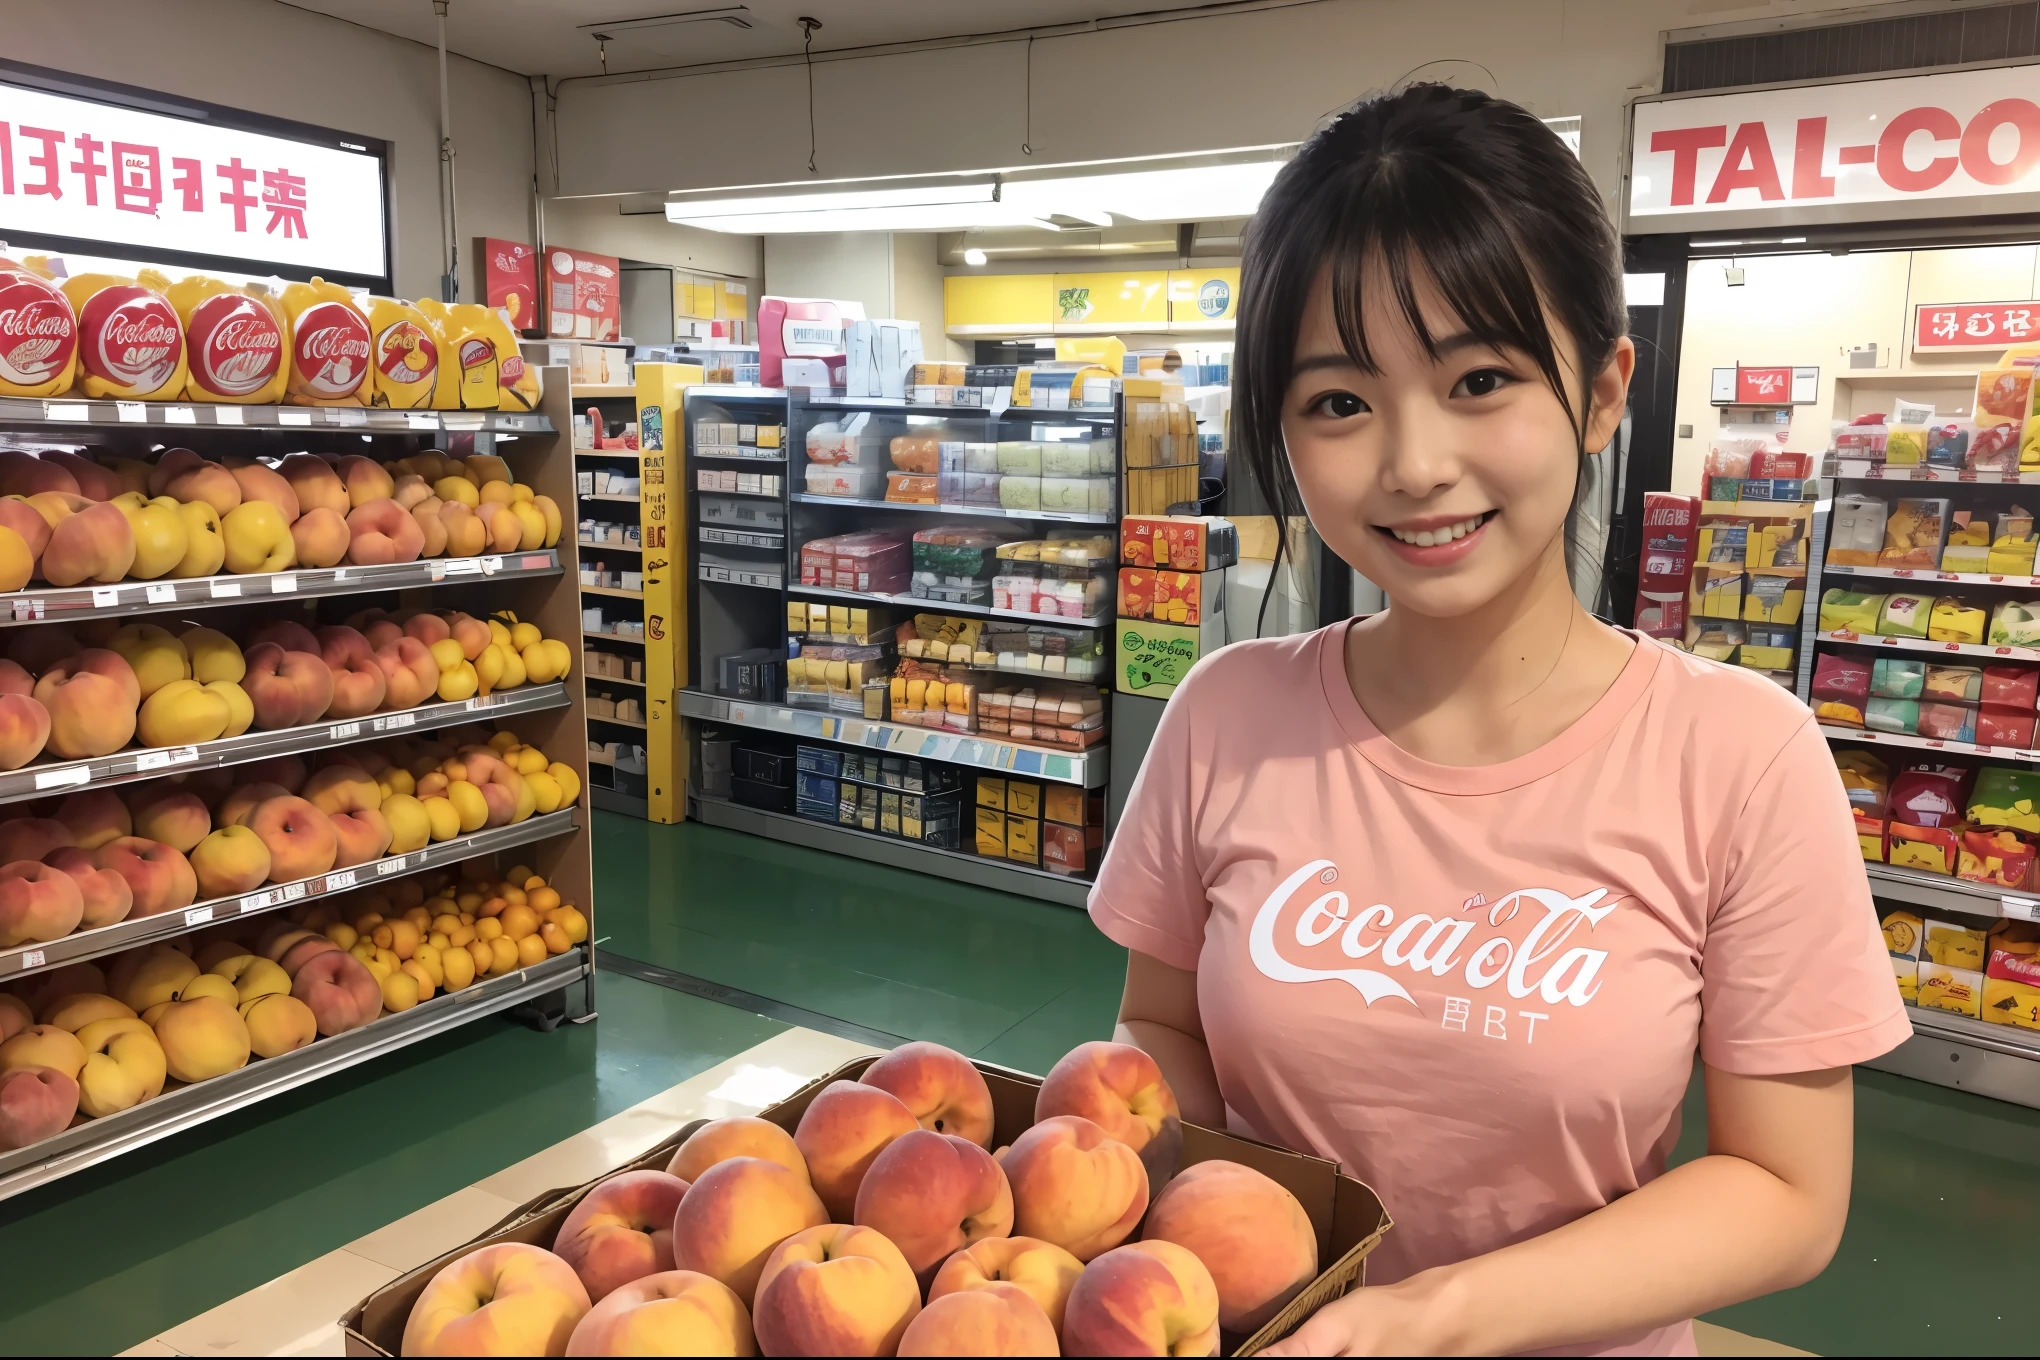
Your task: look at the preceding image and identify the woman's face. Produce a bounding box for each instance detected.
[1280,267,1632,618]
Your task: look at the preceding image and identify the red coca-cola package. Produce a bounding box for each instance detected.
[60,268,188,400]
[0,254,78,397]
[167,275,286,404]
[280,277,371,406]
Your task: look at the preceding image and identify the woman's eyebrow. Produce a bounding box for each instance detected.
[1291,331,1489,377]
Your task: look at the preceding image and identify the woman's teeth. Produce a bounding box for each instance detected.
[1389,515,1485,547]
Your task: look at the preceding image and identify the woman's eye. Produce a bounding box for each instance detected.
[1309,391,1368,419]
[1453,368,1513,398]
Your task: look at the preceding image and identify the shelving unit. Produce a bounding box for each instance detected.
[0,368,593,1196]
[573,380,655,813]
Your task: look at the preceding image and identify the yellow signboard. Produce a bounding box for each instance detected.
[944,273,1056,334]
[1052,271,1168,330]
[634,361,704,823]
[1167,268,1240,324]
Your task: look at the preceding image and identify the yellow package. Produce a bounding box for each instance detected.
[1818,589,1887,633]
[1927,598,1987,644]
[413,298,461,408]
[1739,645,1793,671]
[1742,575,1804,625]
[279,277,371,405]
[0,254,79,396]
[411,303,541,411]
[1893,957,1918,1005]
[1925,920,1989,969]
[1884,424,1929,465]
[475,304,540,411]
[1881,908,1923,959]
[167,274,286,404]
[61,269,188,400]
[1918,963,1983,1017]
[1695,569,1744,619]
[1982,972,2040,1029]
[365,296,440,409]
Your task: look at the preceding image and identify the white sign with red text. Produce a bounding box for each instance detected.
[0,78,385,277]
[1629,64,2040,230]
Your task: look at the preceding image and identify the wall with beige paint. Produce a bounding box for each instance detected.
[539,195,760,280]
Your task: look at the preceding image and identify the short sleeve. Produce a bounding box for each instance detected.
[1699,715,1913,1074]
[1088,683,1212,972]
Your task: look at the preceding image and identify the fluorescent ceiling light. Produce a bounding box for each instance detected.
[670,203,1057,234]
[963,248,987,266]
[668,181,998,221]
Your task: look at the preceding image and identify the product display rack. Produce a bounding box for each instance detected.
[575,379,653,817]
[0,368,595,1194]
[681,392,1119,905]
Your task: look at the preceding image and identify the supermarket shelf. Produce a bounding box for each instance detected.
[1826,459,2032,483]
[591,714,648,730]
[581,585,644,600]
[788,583,1109,629]
[0,551,561,629]
[1864,859,2040,921]
[798,396,1117,422]
[0,946,589,1202]
[1818,723,2040,766]
[576,449,641,459]
[1861,1006,2040,1110]
[582,493,640,504]
[0,395,552,435]
[590,786,648,818]
[0,684,569,811]
[699,528,783,550]
[699,566,783,590]
[1814,629,2040,663]
[696,485,782,500]
[586,674,645,687]
[678,689,1107,788]
[792,494,1114,525]
[0,811,580,982]
[584,631,645,644]
[572,384,638,397]
[688,385,789,403]
[1823,562,2040,590]
[578,538,641,551]
[697,449,786,463]
[1699,499,1816,517]
[693,795,1088,908]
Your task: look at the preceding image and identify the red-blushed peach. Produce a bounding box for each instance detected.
[794,1079,919,1221]
[329,808,393,868]
[0,817,75,865]
[93,837,197,917]
[43,846,134,929]
[928,1236,1084,1338]
[277,935,341,978]
[0,693,50,771]
[854,1130,1015,1286]
[0,658,29,698]
[290,505,349,568]
[131,789,209,854]
[404,611,451,648]
[317,626,388,719]
[41,500,135,585]
[751,1223,921,1358]
[279,453,349,518]
[42,451,121,502]
[347,497,425,565]
[0,861,84,946]
[56,788,132,850]
[241,642,333,730]
[860,1041,995,1147]
[373,636,440,710]
[671,1156,829,1307]
[554,1169,691,1301]
[999,1114,1149,1262]
[1141,1159,1319,1333]
[0,450,80,498]
[229,461,300,524]
[563,1270,752,1358]
[666,1115,810,1186]
[33,654,138,759]
[246,796,336,882]
[0,1065,78,1151]
[898,1282,1059,1358]
[290,948,380,1035]
[248,619,321,655]
[0,496,53,563]
[403,1242,592,1358]
[1062,1240,1220,1358]
[1037,1040,1184,1186]
[336,454,396,509]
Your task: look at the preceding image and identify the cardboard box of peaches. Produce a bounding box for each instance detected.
[342,1040,1390,1357]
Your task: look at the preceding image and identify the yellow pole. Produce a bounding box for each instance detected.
[634,361,704,823]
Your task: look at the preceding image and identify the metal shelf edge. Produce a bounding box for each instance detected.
[0,396,552,435]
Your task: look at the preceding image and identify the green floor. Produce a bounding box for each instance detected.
[4,809,2039,1354]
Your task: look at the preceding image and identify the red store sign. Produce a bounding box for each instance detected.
[1914,300,2040,352]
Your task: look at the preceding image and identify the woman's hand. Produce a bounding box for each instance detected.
[1258,1281,1446,1357]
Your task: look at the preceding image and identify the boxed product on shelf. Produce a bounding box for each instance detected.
[1878,498,1950,568]
[1117,611,1227,699]
[1876,593,1930,638]
[889,435,943,474]
[804,463,881,498]
[1976,366,2033,437]
[1989,600,2040,646]
[1836,750,1888,858]
[799,530,911,594]
[1983,948,2040,1029]
[1826,494,1889,567]
[1832,413,1888,461]
[979,620,1106,678]
[1813,654,1871,727]
[714,647,782,701]
[786,641,891,715]
[888,667,976,731]
[1959,826,2034,888]
[977,679,1107,749]
[1121,515,1239,570]
[1929,597,1985,642]
[992,536,1116,618]
[885,471,941,504]
[896,613,984,664]
[788,600,895,645]
[1118,566,1228,625]
[1884,763,1971,873]
[806,421,886,466]
[733,775,794,814]
[700,494,786,531]
[1634,493,1700,638]
[1990,506,2037,574]
[1919,960,1985,1017]
[911,525,1005,582]
[1741,573,1804,625]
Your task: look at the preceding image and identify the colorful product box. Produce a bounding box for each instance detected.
[1983,949,2040,1030]
[1918,962,1984,1018]
[1043,821,1104,876]
[1044,785,1103,827]
[1634,493,1699,639]
[1116,616,1224,699]
[1120,516,1239,571]
[1117,567,1226,626]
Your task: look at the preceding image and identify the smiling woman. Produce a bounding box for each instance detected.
[1089,85,1911,1357]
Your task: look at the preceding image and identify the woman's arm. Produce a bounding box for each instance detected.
[1115,949,1225,1128]
[1264,1062,1854,1356]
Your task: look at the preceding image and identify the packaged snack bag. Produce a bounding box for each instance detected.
[167,274,286,404]
[474,303,540,410]
[1811,653,1870,727]
[1878,498,1949,568]
[1972,422,2020,472]
[1982,665,2039,710]
[1925,917,1990,968]
[1927,421,1971,468]
[62,268,187,399]
[1983,948,2040,1028]
[280,277,371,405]
[1928,597,1986,644]
[1970,766,2040,834]
[1885,422,1929,466]
[1818,588,1886,634]
[1977,708,2037,748]
[1924,663,1982,702]
[1866,698,1919,733]
[1941,513,1989,574]
[365,296,439,409]
[0,253,78,396]
[1876,593,1930,638]
[1880,905,1920,955]
[1990,600,2040,646]
[1917,701,1976,742]
[1962,828,2036,889]
[1890,763,1971,828]
[1871,657,1924,698]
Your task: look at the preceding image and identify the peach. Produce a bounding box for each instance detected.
[230,461,300,523]
[40,500,136,586]
[361,617,404,651]
[793,1079,919,1220]
[242,642,333,729]
[0,1021,86,1080]
[0,522,30,591]
[0,657,31,697]
[217,781,293,828]
[317,627,388,719]
[854,1130,1015,1285]
[138,678,233,746]
[411,497,450,558]
[75,1015,166,1117]
[303,763,381,815]
[0,495,53,562]
[554,1169,691,1301]
[132,790,209,853]
[563,1270,752,1358]
[1062,1240,1220,1358]
[107,622,191,701]
[391,472,433,510]
[11,960,105,1018]
[485,504,523,553]
[1000,1115,1148,1262]
[165,461,241,517]
[189,825,272,898]
[0,861,84,946]
[26,489,90,531]
[1142,1159,1319,1333]
[667,1115,810,1186]
[444,612,492,661]
[240,992,317,1058]
[0,693,50,770]
[152,994,251,1082]
[860,1041,995,1147]
[146,447,205,497]
[241,752,308,791]
[440,500,488,557]
[279,453,349,517]
[34,653,139,759]
[0,817,75,864]
[95,837,198,917]
[109,944,198,1011]
[42,451,121,502]
[248,796,337,881]
[250,619,321,655]
[171,497,226,577]
[290,947,380,1035]
[0,450,80,498]
[221,499,294,574]
[279,935,341,977]
[290,505,350,568]
[404,1243,591,1358]
[929,1237,1084,1337]
[0,1065,78,1151]
[404,611,452,648]
[43,846,134,929]
[347,497,425,565]
[112,493,190,580]
[898,1283,1058,1358]
[1038,1041,1183,1185]
[752,1223,922,1358]
[41,991,133,1031]
[373,636,441,710]
[671,1157,829,1307]
[0,993,25,1042]
[211,953,289,1004]
[56,789,132,850]
[337,454,396,509]
[329,807,393,868]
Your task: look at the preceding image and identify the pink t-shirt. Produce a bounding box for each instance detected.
[1091,622,1910,1357]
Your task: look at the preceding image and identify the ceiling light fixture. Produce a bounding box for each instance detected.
[580,7,754,40]
[963,247,988,266]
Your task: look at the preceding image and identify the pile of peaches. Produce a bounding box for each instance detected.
[403,1039,1320,1358]
[0,726,580,954]
[0,445,564,592]
[0,607,574,772]
[0,857,586,1152]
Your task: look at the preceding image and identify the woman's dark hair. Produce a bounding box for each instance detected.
[1233,83,1627,623]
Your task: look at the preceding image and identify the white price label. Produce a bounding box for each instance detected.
[279,410,313,426]
[19,949,45,970]
[429,560,447,581]
[269,574,297,594]
[168,745,199,765]
[329,722,362,740]
[213,405,244,425]
[324,870,357,891]
[135,749,173,771]
[164,406,197,425]
[333,408,367,427]
[481,556,503,575]
[239,890,277,913]
[280,881,307,901]
[184,905,215,926]
[466,694,503,711]
[33,765,90,790]
[210,579,242,598]
[90,587,121,607]
[445,558,482,575]
[377,855,410,876]
[145,583,176,604]
[373,712,416,730]
[2004,896,2040,922]
[43,401,89,421]
[116,401,147,423]
[333,568,349,582]
[11,599,42,621]
[407,412,438,430]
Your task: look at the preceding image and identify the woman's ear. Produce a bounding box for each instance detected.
[1583,336,1637,455]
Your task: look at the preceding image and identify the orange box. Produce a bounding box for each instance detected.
[1122,515,1209,569]
[1119,566,1212,625]
[1043,821,1103,875]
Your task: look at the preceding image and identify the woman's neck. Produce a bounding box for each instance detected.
[1344,540,1635,767]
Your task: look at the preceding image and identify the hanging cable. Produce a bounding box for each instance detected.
[1020,36,1034,155]
[433,0,459,302]
[799,16,822,174]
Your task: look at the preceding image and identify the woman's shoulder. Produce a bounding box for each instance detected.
[1166,625,1334,707]
[1635,634,1817,761]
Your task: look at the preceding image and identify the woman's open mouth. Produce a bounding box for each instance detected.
[1374,510,1498,565]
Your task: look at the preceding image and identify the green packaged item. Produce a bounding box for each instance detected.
[1819,589,1887,634]
[1989,599,2040,646]
[1876,593,1931,638]
[1871,657,1925,699]
[1969,766,2040,834]
[1866,697,1920,733]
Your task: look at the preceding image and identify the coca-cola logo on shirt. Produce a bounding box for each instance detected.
[79,285,183,393]
[458,336,494,373]
[375,320,436,385]
[0,275,77,387]
[187,293,282,397]
[292,299,370,398]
